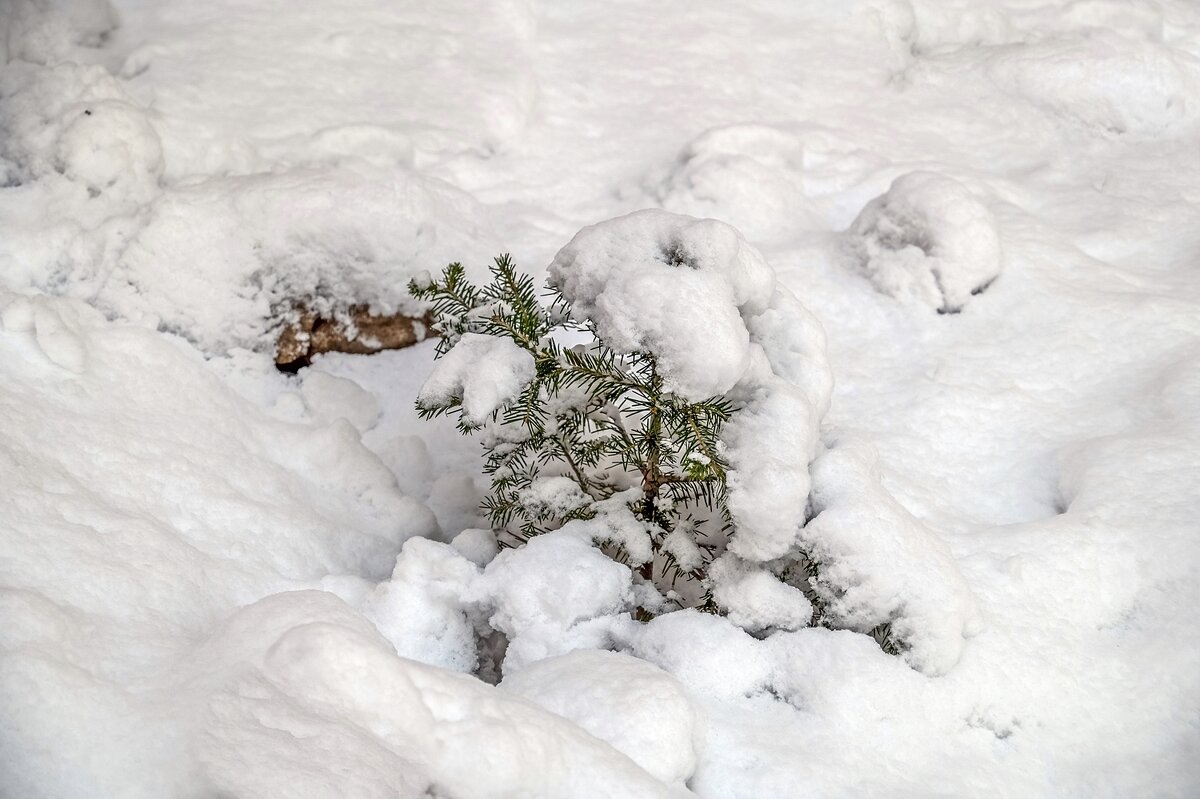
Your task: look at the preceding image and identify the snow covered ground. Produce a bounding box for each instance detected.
[3,0,1200,796]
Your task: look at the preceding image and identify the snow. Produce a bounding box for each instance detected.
[4,0,1200,795]
[548,209,832,567]
[706,555,813,634]
[0,0,117,65]
[474,529,635,673]
[300,369,381,432]
[194,590,688,799]
[519,474,592,519]
[501,649,699,786]
[417,331,535,425]
[450,526,500,568]
[805,440,982,675]
[547,209,775,401]
[844,171,1003,313]
[364,537,482,673]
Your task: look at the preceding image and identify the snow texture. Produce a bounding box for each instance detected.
[474,529,635,673]
[706,554,813,634]
[418,332,536,425]
[844,171,1003,313]
[5,0,1200,795]
[805,441,982,675]
[501,649,699,786]
[548,209,778,401]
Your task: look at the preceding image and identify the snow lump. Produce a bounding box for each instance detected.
[844,171,1002,313]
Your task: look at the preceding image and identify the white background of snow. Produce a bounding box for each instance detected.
[3,0,1200,796]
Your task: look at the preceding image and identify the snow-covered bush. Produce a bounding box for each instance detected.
[412,210,832,625]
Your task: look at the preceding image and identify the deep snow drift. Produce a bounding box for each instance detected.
[3,0,1200,797]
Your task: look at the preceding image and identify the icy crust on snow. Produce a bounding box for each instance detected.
[804,441,982,675]
[417,332,535,424]
[844,171,1003,314]
[549,210,833,568]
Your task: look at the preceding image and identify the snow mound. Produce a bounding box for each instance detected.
[474,530,636,673]
[0,0,117,65]
[0,61,161,201]
[707,555,813,634]
[985,35,1200,138]
[113,0,539,179]
[418,332,536,425]
[549,209,776,400]
[502,649,699,786]
[804,442,982,675]
[450,527,499,567]
[106,168,493,353]
[0,295,439,795]
[261,613,687,799]
[844,171,1002,313]
[364,537,483,673]
[627,610,773,699]
[191,591,689,799]
[0,61,163,313]
[654,124,822,240]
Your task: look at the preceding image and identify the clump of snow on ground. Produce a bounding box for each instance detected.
[805,440,982,675]
[654,124,824,240]
[706,555,813,634]
[364,537,482,672]
[843,170,1003,313]
[474,529,635,673]
[0,0,117,65]
[502,649,699,786]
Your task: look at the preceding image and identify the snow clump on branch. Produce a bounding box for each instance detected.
[549,210,832,568]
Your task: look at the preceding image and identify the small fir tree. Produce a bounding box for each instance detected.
[410,255,737,611]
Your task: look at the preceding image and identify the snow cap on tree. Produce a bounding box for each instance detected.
[549,209,832,564]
